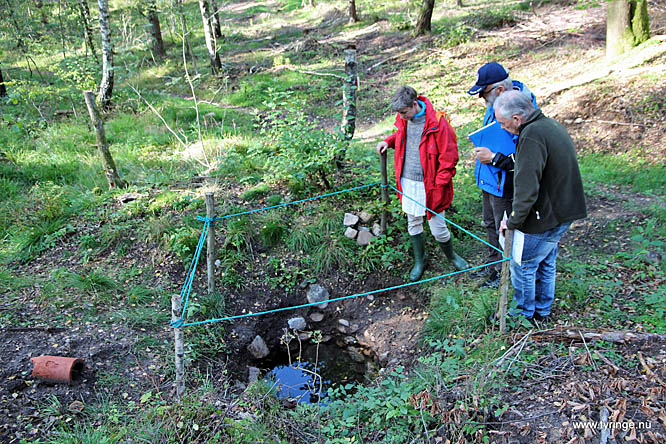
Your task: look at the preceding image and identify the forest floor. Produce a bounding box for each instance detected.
[1,1,665,443]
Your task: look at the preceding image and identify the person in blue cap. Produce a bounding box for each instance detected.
[467,62,537,288]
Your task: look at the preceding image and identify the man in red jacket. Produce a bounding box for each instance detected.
[377,86,468,281]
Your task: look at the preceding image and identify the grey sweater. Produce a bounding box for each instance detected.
[402,114,426,181]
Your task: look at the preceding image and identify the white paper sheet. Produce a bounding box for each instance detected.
[499,212,524,266]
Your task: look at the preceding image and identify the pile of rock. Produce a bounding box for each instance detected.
[343,211,382,246]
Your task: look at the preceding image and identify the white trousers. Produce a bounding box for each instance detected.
[407,211,451,242]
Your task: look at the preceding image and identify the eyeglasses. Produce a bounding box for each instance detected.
[480,85,500,98]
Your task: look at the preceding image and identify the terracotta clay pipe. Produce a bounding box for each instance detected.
[30,356,84,384]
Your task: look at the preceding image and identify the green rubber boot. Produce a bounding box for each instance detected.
[439,239,469,271]
[409,233,426,281]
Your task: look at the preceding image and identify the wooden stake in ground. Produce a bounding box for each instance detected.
[341,48,358,140]
[336,47,358,167]
[205,192,215,295]
[83,91,126,189]
[171,294,185,398]
[380,151,390,234]
[497,229,514,333]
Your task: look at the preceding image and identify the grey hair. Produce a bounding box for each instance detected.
[492,76,514,92]
[390,86,417,111]
[494,90,534,120]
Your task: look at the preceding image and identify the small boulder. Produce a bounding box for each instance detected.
[248,366,260,384]
[307,284,330,309]
[310,312,324,322]
[359,211,373,224]
[248,335,269,359]
[356,230,375,246]
[288,317,307,330]
[338,319,350,327]
[371,223,382,237]
[344,227,358,239]
[343,213,360,227]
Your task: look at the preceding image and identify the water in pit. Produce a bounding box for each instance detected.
[261,341,371,404]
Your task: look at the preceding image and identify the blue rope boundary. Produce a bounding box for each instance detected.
[170,182,510,328]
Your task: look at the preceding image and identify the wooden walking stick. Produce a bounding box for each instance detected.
[498,229,514,333]
[171,294,185,397]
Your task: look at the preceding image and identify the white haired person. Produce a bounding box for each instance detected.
[467,62,537,288]
[377,86,468,281]
[495,90,587,325]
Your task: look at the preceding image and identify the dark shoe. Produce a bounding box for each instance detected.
[533,313,551,326]
[469,267,491,279]
[439,239,469,271]
[409,233,426,281]
[480,270,500,289]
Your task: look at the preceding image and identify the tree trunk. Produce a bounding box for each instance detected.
[173,0,196,66]
[147,0,166,59]
[198,0,221,74]
[209,0,222,38]
[34,0,48,24]
[4,0,25,48]
[606,0,650,59]
[83,91,126,189]
[341,48,358,141]
[77,0,97,58]
[415,0,435,35]
[456,0,463,7]
[347,0,358,23]
[0,67,6,97]
[97,0,114,109]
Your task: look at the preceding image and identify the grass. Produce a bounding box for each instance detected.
[578,152,666,194]
[2,0,665,442]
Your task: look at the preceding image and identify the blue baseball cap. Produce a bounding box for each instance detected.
[467,62,509,95]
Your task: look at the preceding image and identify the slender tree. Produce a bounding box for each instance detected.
[209,0,222,38]
[84,91,126,188]
[77,0,96,57]
[414,0,435,35]
[0,67,6,97]
[97,0,114,108]
[34,0,49,24]
[198,0,221,74]
[348,0,359,23]
[606,0,650,59]
[146,0,166,59]
[4,0,26,48]
[173,0,196,65]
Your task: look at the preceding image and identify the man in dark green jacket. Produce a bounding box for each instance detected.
[495,90,587,324]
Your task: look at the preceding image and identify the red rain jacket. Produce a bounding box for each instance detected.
[383,96,459,219]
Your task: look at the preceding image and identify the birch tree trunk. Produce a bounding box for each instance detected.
[414,0,435,35]
[147,0,166,59]
[77,0,97,58]
[0,67,6,97]
[97,0,114,108]
[83,91,126,188]
[198,0,221,74]
[209,0,222,38]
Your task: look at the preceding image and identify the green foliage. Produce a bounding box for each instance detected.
[222,215,254,252]
[467,6,517,30]
[164,225,200,263]
[355,226,405,272]
[424,284,495,339]
[259,219,286,248]
[579,152,666,194]
[253,88,348,191]
[241,183,270,201]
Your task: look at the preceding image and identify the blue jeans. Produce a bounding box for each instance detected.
[510,222,571,318]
